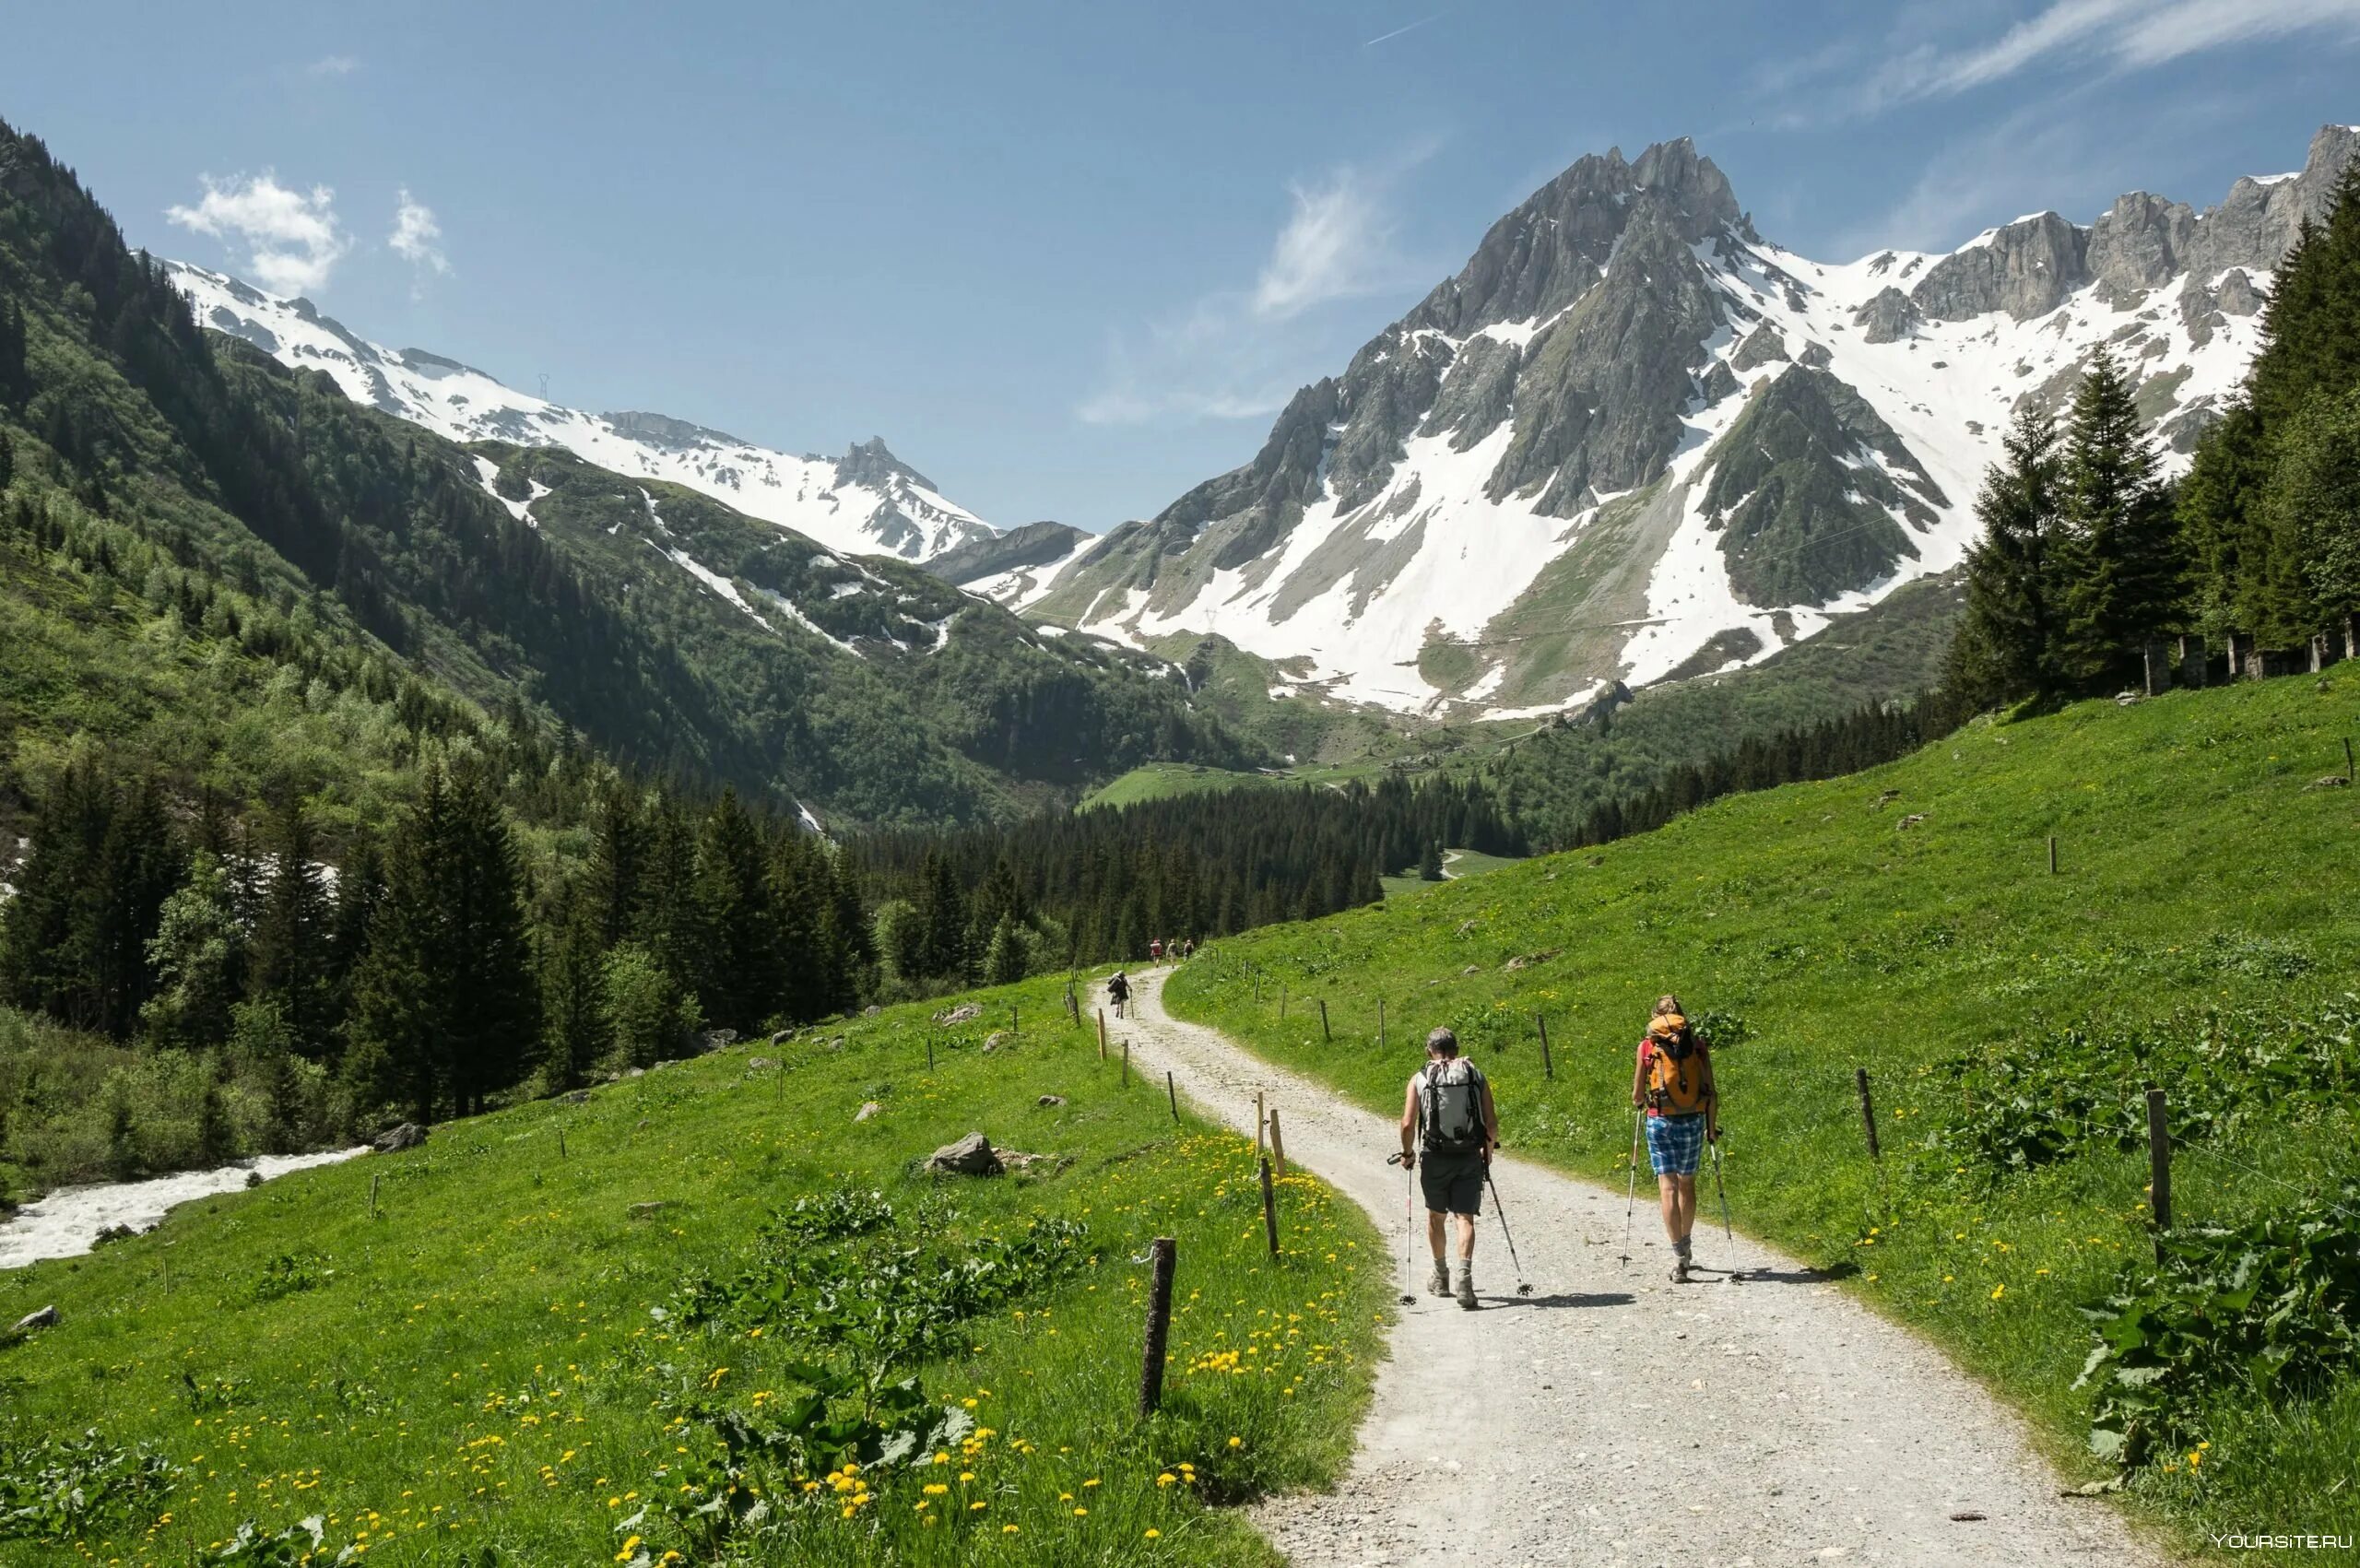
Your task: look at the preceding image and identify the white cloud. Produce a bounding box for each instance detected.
[303,53,359,77]
[1253,168,1398,320]
[1080,157,1432,426]
[1774,0,2360,121]
[389,189,450,294]
[166,173,349,296]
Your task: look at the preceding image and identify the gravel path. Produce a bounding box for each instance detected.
[1116,968,2162,1568]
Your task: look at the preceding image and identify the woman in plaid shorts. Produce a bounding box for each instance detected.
[1631,995,1718,1281]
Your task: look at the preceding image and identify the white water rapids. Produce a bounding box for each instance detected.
[0,1148,367,1270]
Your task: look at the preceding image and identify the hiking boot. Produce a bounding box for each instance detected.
[1672,1238,1693,1283]
[1454,1262,1479,1310]
[1426,1260,1451,1298]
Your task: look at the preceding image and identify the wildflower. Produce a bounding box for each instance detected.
[1074,1507,1089,1516]
[1146,1527,1162,1539]
[1227,1436,1243,1448]
[1990,1284,2005,1300]
[615,1537,642,1562]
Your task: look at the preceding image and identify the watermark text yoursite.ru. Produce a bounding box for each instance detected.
[2211,1534,2355,1551]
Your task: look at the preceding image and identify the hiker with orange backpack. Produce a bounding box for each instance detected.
[1632,995,1718,1282]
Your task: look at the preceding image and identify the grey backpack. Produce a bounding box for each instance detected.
[1419,1059,1486,1154]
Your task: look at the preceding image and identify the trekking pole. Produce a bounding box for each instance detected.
[1619,1110,1642,1273]
[1709,1138,1733,1243]
[1482,1166,1535,1296]
[1386,1153,1417,1305]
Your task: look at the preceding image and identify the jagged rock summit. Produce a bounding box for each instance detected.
[999,125,2360,721]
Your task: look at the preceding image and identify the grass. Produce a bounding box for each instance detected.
[1078,764,1280,812]
[1377,847,1526,901]
[0,970,1386,1566]
[1168,669,2360,1562]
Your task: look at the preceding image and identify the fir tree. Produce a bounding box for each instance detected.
[691,787,783,1033]
[2266,385,2360,641]
[249,793,332,1057]
[983,914,1027,986]
[2055,347,2177,682]
[1951,404,2065,703]
[540,904,608,1091]
[584,781,648,947]
[1418,839,1445,881]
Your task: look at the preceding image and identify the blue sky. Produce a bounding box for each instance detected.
[5,1,2355,530]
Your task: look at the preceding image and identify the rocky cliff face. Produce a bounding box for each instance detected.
[997,124,2358,720]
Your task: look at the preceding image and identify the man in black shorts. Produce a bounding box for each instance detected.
[1398,1027,1499,1309]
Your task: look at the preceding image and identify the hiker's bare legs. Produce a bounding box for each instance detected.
[1658,1173,1696,1243]
[1425,1209,1478,1262]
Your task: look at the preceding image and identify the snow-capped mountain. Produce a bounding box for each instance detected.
[1009,125,2358,720]
[165,263,996,565]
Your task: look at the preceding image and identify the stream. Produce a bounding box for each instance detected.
[0,1148,368,1270]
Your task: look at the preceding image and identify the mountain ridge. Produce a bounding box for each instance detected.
[1002,124,2360,722]
[163,261,1000,566]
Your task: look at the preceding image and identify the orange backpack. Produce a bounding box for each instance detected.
[1641,1016,1709,1114]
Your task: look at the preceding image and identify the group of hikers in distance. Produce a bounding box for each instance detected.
[1105,954,1723,1304]
[1103,937,1193,1020]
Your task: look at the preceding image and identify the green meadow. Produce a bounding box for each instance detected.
[1169,671,2360,1559]
[0,972,1386,1567]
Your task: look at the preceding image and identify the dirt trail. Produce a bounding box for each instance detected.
[1116,968,2160,1568]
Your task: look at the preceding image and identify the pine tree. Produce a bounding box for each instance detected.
[692,787,783,1033]
[1951,404,2065,703]
[983,914,1028,986]
[2055,347,2177,683]
[347,760,540,1122]
[2266,385,2360,641]
[540,904,608,1091]
[249,793,332,1057]
[1418,839,1445,881]
[584,781,648,947]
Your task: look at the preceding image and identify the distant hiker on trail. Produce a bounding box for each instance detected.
[1400,1026,1498,1309]
[1633,995,1718,1282]
[1149,937,1163,961]
[1107,970,1131,1018]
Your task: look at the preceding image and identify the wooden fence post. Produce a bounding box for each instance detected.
[2047,835,2059,875]
[557,1127,566,1161]
[1268,1107,1287,1178]
[1855,1067,1881,1161]
[369,1173,381,1220]
[2146,1085,2171,1262]
[1378,997,1386,1047]
[1318,999,1330,1043]
[1255,1091,1266,1157]
[1536,1015,1553,1079]
[1011,1004,1019,1035]
[927,1034,936,1072]
[1280,983,1288,1020]
[1097,1009,1107,1060]
[2346,737,2355,784]
[1122,1041,1131,1086]
[1138,1236,1176,1417]
[1258,1157,1280,1258]
[1166,1070,1179,1122]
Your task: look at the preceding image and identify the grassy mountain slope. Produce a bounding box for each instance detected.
[0,971,1385,1566]
[1170,669,2359,1556]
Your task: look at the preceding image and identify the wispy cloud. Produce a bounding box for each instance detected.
[1771,0,2360,122]
[1363,11,1445,48]
[1080,155,1433,427]
[1253,167,1400,319]
[389,189,450,296]
[167,172,350,296]
[302,53,359,78]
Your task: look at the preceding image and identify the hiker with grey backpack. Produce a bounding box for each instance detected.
[1632,995,1719,1281]
[1398,1026,1499,1309]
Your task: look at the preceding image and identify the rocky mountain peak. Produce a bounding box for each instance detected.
[836,435,937,494]
[1408,136,1744,339]
[600,409,751,450]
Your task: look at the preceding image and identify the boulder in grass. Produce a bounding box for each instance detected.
[855,1101,883,1122]
[926,1132,1003,1176]
[934,1003,983,1025]
[372,1123,429,1153]
[629,1201,669,1220]
[12,1305,58,1333]
[1037,1094,1066,1107]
